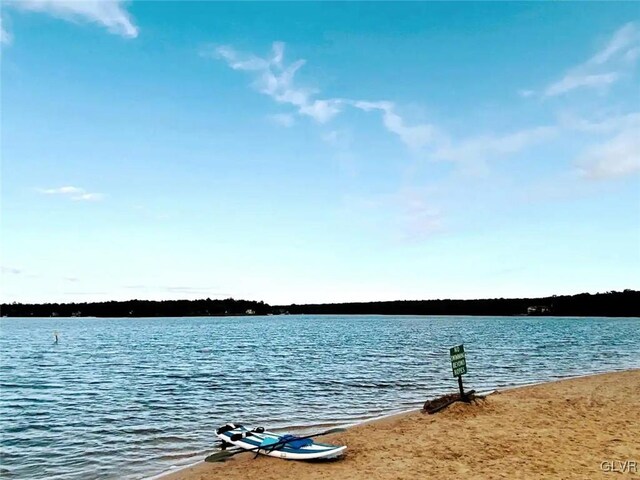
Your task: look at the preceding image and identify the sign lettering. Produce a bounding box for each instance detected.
[449,344,467,377]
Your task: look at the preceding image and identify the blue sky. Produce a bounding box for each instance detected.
[1,2,639,305]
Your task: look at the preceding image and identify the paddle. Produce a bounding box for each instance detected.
[204,427,346,462]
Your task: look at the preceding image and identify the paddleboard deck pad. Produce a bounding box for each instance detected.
[215,424,346,460]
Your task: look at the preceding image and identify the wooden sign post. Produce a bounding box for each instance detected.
[450,344,468,400]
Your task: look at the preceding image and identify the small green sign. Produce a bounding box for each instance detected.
[450,344,467,377]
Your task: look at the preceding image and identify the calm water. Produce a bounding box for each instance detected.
[1,315,639,479]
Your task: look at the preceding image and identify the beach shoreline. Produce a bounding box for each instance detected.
[155,369,640,480]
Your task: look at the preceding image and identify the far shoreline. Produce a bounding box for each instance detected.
[3,289,639,318]
[3,313,640,319]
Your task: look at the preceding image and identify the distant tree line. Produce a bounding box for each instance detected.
[1,290,638,317]
[280,290,640,317]
[0,298,270,317]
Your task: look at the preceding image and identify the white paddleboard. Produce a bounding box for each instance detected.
[215,424,346,460]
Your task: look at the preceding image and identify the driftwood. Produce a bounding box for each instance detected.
[422,389,485,414]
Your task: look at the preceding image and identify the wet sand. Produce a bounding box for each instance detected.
[160,370,640,479]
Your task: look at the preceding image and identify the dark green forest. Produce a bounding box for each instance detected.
[281,290,639,317]
[2,290,638,317]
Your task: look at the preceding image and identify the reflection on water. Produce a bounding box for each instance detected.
[1,315,638,479]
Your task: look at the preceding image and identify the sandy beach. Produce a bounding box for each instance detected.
[161,370,639,480]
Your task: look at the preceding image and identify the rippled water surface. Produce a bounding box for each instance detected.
[1,315,639,479]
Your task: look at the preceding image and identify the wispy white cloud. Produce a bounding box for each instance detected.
[321,129,345,147]
[215,44,270,71]
[352,93,561,173]
[588,22,640,66]
[0,17,12,45]
[216,39,638,184]
[1,266,22,275]
[269,113,295,127]
[38,186,104,202]
[8,0,138,38]
[558,110,640,134]
[352,101,437,150]
[397,189,443,241]
[554,111,640,179]
[213,41,557,167]
[342,189,443,242]
[433,125,558,172]
[210,42,342,123]
[39,186,85,195]
[545,72,620,97]
[212,42,438,148]
[576,118,640,180]
[73,192,104,201]
[320,130,336,145]
[543,22,640,97]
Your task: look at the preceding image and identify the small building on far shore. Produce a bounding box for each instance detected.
[527,305,550,315]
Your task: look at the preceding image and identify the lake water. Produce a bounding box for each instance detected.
[1,315,639,479]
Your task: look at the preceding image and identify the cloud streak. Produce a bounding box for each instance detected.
[545,72,619,97]
[352,101,437,150]
[211,42,342,123]
[543,22,640,97]
[8,0,138,38]
[38,186,104,202]
[434,125,558,169]
[398,190,443,241]
[343,189,443,242]
[1,266,22,275]
[269,113,296,127]
[576,120,640,180]
[556,111,640,180]
[212,42,444,151]
[213,41,561,167]
[214,37,637,185]
[0,17,12,45]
